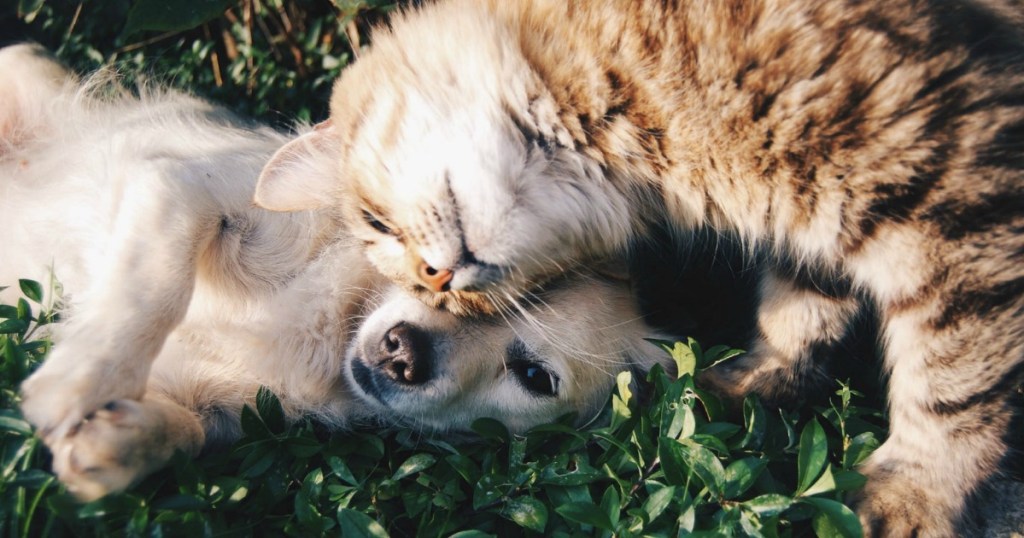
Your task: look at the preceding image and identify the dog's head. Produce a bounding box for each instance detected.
[344,273,674,433]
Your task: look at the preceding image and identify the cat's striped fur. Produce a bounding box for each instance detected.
[254,1,1024,535]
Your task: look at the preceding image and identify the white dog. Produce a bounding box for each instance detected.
[1,44,673,501]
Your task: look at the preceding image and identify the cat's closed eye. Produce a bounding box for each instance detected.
[362,209,396,236]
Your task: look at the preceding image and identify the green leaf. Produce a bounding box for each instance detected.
[471,417,510,443]
[0,319,29,334]
[328,456,359,487]
[659,340,697,377]
[0,411,33,435]
[677,490,697,532]
[676,438,726,498]
[723,457,767,499]
[658,436,691,486]
[555,501,615,531]
[336,508,389,538]
[449,532,496,538]
[538,456,603,486]
[802,497,863,538]
[678,401,697,439]
[640,484,676,523]
[445,454,480,483]
[502,496,548,533]
[802,464,837,497]
[0,305,18,319]
[796,418,828,495]
[392,453,436,480]
[843,432,880,469]
[472,474,504,510]
[832,469,868,492]
[255,387,286,433]
[743,493,794,518]
[703,345,745,369]
[18,280,43,303]
[739,395,768,450]
[693,386,726,422]
[600,485,621,528]
[239,404,271,439]
[611,370,633,428]
[17,0,46,18]
[123,0,239,37]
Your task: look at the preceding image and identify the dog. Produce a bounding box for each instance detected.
[1,44,674,501]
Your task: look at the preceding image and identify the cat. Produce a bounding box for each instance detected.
[1,44,673,500]
[253,0,1024,535]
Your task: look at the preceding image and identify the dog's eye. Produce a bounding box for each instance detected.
[362,209,395,235]
[511,360,559,397]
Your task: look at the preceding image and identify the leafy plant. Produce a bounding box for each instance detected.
[0,280,887,536]
[14,0,396,125]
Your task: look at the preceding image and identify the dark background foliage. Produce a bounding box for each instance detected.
[4,0,397,125]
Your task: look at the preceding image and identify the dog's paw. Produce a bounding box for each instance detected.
[20,349,148,441]
[48,399,203,501]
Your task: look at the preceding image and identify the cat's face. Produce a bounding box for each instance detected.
[255,16,636,315]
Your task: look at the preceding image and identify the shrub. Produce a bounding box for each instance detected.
[0,280,886,536]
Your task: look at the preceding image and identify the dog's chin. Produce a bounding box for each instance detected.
[347,358,392,409]
[344,357,447,429]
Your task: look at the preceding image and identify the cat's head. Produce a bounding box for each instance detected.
[254,3,636,315]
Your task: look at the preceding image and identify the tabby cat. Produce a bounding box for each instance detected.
[255,0,1024,535]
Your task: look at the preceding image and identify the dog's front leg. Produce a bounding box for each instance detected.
[21,165,220,441]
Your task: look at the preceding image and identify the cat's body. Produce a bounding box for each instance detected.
[255,1,1024,535]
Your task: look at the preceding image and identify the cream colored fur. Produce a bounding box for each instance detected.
[1,44,672,501]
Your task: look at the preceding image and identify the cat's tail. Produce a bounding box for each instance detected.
[0,43,75,157]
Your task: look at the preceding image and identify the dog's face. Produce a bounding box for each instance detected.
[344,274,672,433]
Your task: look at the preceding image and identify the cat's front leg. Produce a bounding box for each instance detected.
[700,266,861,406]
[853,301,1021,537]
[20,167,219,441]
[48,395,204,501]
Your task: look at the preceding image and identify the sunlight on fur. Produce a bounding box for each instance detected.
[0,44,674,502]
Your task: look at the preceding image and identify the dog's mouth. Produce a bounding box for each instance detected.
[348,357,392,408]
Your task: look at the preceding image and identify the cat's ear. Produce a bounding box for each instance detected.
[255,121,340,211]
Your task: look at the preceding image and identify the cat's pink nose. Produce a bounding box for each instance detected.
[418,262,453,292]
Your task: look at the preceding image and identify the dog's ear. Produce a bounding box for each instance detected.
[0,44,73,153]
[591,254,630,283]
[254,120,339,211]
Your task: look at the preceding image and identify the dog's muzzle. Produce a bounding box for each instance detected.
[350,323,435,405]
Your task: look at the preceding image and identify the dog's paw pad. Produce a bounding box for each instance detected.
[48,399,158,501]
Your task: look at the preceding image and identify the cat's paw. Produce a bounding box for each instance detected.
[697,347,830,409]
[47,399,202,501]
[852,467,959,538]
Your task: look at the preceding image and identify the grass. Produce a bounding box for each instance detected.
[3,2,890,536]
[1,279,888,536]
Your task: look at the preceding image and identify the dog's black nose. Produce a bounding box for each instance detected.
[374,323,432,385]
